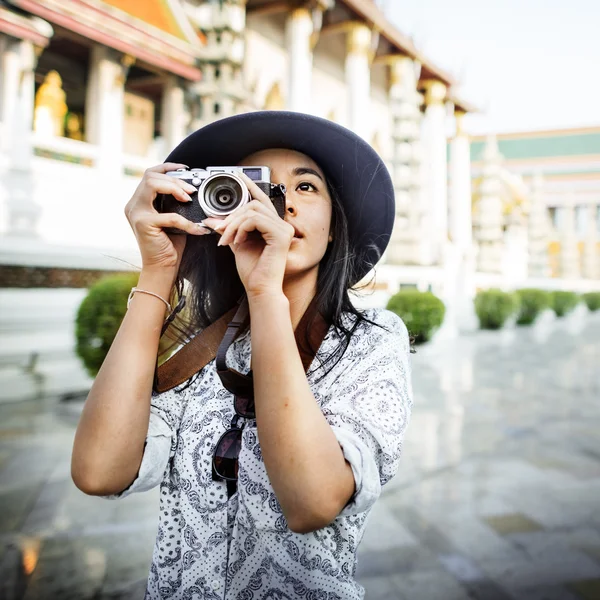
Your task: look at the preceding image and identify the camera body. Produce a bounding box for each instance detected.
[154,166,287,233]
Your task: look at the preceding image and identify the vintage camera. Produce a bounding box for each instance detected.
[155,166,287,234]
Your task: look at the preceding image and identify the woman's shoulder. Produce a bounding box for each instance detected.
[333,307,411,359]
[341,307,409,339]
[360,307,408,332]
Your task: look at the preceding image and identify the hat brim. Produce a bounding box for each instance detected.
[165,111,395,284]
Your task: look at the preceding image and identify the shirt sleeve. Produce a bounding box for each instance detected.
[103,386,187,500]
[321,310,413,517]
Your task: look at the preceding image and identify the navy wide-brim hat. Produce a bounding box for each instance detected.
[165,111,395,284]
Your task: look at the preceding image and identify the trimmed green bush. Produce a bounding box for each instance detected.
[386,289,445,343]
[474,289,519,330]
[582,292,600,312]
[515,288,552,325]
[75,273,139,377]
[550,291,580,318]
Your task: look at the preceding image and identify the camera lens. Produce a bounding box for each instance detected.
[199,174,249,217]
[212,185,236,207]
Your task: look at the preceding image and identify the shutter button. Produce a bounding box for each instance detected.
[211,579,221,591]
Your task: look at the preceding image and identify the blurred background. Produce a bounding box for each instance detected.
[0,1,599,599]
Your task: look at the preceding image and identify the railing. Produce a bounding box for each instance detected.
[123,152,154,179]
[31,132,100,167]
[24,130,158,179]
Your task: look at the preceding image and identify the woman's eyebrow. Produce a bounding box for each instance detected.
[292,167,324,182]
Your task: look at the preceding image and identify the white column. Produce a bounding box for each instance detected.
[582,204,598,279]
[475,136,505,273]
[386,56,429,265]
[503,204,528,283]
[449,110,472,251]
[86,45,125,175]
[345,23,372,140]
[2,39,39,237]
[448,109,477,332]
[0,36,21,153]
[527,172,551,278]
[161,75,187,151]
[286,8,314,113]
[559,203,580,279]
[422,80,448,263]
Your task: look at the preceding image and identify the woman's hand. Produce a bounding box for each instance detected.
[124,163,211,273]
[203,174,294,298]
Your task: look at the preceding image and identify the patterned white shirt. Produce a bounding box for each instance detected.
[107,308,413,599]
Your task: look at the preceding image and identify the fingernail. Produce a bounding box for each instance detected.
[185,184,196,193]
[184,193,192,202]
[217,238,224,247]
[196,223,210,233]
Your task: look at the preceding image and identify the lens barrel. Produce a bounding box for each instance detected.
[198,173,249,217]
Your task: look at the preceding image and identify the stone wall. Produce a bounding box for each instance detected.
[0,266,135,288]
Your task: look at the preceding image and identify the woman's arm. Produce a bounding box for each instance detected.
[248,293,355,533]
[71,163,207,496]
[202,175,355,532]
[71,268,174,496]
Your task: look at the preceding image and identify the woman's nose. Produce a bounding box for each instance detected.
[285,197,297,216]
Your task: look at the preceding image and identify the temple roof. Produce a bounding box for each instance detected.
[7,0,203,80]
[247,0,474,113]
[0,2,52,46]
[471,127,600,162]
[101,0,188,43]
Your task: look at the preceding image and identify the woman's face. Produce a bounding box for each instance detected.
[240,148,333,279]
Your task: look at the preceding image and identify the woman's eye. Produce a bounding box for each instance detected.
[297,182,317,192]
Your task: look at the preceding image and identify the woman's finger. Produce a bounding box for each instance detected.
[212,210,254,247]
[142,213,211,237]
[238,173,279,214]
[233,214,292,247]
[217,211,292,248]
[207,204,279,246]
[143,179,194,204]
[147,172,197,197]
[145,162,189,175]
[203,200,277,235]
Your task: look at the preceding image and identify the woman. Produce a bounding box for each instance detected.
[71,111,413,599]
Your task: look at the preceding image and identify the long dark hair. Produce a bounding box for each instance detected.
[165,176,382,378]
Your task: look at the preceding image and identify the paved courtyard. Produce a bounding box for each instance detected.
[1,308,599,600]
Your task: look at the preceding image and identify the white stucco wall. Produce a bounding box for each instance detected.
[370,64,393,163]
[27,157,140,250]
[312,33,348,125]
[244,14,289,109]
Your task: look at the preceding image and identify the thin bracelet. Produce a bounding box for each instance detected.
[127,287,172,314]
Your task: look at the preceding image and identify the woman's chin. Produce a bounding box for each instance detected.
[284,258,320,281]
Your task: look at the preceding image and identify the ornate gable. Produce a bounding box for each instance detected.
[7,0,204,80]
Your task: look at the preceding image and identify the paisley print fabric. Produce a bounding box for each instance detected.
[106,308,413,599]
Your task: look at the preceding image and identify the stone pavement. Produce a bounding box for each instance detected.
[1,308,599,600]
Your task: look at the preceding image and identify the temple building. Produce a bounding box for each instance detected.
[0,0,475,261]
[0,0,598,402]
[470,127,600,280]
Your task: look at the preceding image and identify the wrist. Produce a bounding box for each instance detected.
[137,267,178,299]
[247,290,289,308]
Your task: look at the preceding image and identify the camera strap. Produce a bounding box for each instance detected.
[154,295,329,394]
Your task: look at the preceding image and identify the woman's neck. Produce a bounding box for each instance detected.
[282,269,319,330]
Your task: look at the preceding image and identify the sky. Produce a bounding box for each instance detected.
[383,0,600,136]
